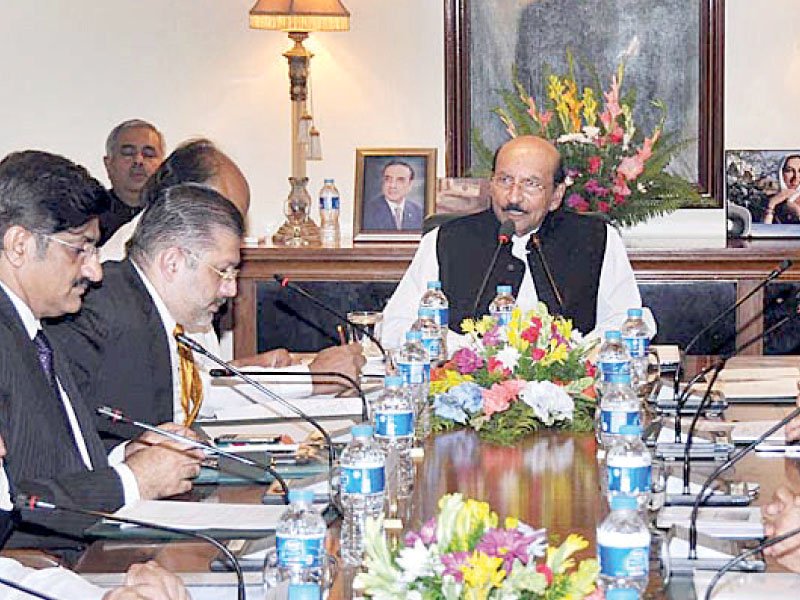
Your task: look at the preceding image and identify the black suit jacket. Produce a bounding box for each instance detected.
[0,287,124,550]
[46,259,173,446]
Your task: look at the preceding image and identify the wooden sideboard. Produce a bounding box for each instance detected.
[232,238,800,358]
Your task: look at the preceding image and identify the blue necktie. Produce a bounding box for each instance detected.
[32,330,60,400]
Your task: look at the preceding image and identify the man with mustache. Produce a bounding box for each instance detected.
[0,151,202,554]
[382,135,652,348]
[99,119,165,245]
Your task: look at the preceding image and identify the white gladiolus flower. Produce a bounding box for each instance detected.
[495,346,522,371]
[520,381,574,425]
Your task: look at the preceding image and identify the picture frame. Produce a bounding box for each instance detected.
[353,148,437,241]
[444,0,725,204]
[726,149,800,238]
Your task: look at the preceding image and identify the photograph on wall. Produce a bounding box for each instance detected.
[353,148,436,241]
[726,149,800,237]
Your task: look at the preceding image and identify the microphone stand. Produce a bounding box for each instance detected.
[96,406,290,504]
[17,494,246,600]
[470,219,515,317]
[210,368,368,422]
[273,274,386,358]
[530,234,564,311]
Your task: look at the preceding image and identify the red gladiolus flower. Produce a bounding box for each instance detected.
[487,357,511,377]
[521,325,540,343]
[588,155,602,174]
[530,348,546,361]
[597,201,610,213]
[536,563,554,585]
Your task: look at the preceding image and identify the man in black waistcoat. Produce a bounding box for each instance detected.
[382,135,651,348]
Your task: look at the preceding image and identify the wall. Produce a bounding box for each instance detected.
[0,1,795,242]
[0,0,444,240]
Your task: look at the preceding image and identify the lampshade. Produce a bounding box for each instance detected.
[249,0,350,32]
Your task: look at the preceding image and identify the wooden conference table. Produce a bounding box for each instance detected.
[73,364,800,599]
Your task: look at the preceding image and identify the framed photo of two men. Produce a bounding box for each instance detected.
[353,148,437,242]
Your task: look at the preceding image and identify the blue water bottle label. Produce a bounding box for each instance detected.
[623,336,650,358]
[600,409,640,434]
[598,544,649,578]
[434,307,449,328]
[341,465,385,494]
[397,361,430,385]
[421,335,440,358]
[607,464,651,494]
[277,534,325,567]
[375,410,414,437]
[491,310,512,327]
[319,196,340,210]
[600,360,631,384]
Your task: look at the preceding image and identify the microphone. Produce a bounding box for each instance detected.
[530,233,564,311]
[273,275,386,358]
[209,368,368,421]
[687,405,800,560]
[16,494,245,600]
[470,219,515,317]
[175,333,336,473]
[0,577,58,600]
[96,406,290,503]
[702,524,800,600]
[673,259,792,400]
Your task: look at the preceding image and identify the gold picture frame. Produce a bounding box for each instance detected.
[353,148,437,242]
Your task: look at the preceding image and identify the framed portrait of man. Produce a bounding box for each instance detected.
[353,148,436,241]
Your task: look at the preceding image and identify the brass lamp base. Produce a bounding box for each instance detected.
[272,219,322,246]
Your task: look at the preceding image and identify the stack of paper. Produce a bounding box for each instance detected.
[111,500,285,531]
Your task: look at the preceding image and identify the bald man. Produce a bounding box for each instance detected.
[382,135,652,348]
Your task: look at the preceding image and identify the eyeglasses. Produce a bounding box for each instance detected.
[181,248,239,282]
[491,174,548,197]
[41,234,99,260]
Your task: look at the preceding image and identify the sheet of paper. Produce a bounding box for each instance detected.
[668,536,733,560]
[730,420,786,444]
[207,390,364,420]
[693,571,800,600]
[717,367,799,381]
[657,506,763,538]
[652,344,680,364]
[656,427,715,445]
[200,419,356,443]
[111,501,285,531]
[716,378,798,399]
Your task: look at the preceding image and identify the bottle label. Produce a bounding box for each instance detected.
[623,335,650,358]
[341,465,385,494]
[600,409,640,434]
[277,533,325,568]
[599,360,631,384]
[490,310,512,327]
[375,410,414,438]
[598,544,649,578]
[607,464,652,494]
[319,196,340,210]
[434,307,449,328]
[421,335,440,359]
[397,361,430,385]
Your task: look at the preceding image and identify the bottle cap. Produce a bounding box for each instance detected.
[351,424,373,438]
[496,285,512,294]
[384,375,403,388]
[418,307,435,318]
[287,489,315,503]
[427,281,442,289]
[324,178,334,184]
[619,424,642,436]
[288,584,321,600]
[406,330,423,341]
[610,495,638,511]
[606,589,639,600]
[627,308,643,318]
[605,330,622,340]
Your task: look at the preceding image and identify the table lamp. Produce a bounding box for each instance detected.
[249,0,350,246]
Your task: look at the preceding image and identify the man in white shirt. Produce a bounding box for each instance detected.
[382,135,655,349]
[0,150,202,551]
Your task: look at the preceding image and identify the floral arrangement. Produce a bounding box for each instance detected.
[430,303,597,445]
[473,53,707,227]
[355,493,600,600]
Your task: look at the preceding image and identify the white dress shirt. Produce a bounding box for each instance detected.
[99,212,141,263]
[0,282,140,504]
[381,224,656,350]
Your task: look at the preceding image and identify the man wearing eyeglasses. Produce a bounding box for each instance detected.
[382,135,652,349]
[99,119,165,245]
[0,151,202,553]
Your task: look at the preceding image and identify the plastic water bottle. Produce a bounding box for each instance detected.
[319,179,340,247]
[339,424,385,566]
[605,425,652,511]
[370,376,415,506]
[396,331,431,441]
[411,307,446,363]
[263,490,327,599]
[598,330,632,394]
[596,370,641,449]
[620,308,653,394]
[488,285,515,326]
[597,495,650,593]
[419,281,449,328]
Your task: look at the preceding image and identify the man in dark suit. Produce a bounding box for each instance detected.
[0,150,201,552]
[362,160,424,231]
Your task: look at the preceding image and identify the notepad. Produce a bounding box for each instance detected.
[110,500,285,531]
